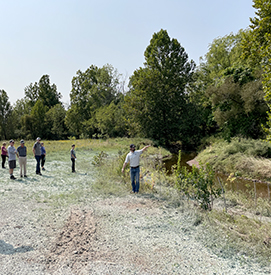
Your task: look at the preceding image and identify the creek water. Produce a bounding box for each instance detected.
[163,152,271,200]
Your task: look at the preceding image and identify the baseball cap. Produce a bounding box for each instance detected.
[9,139,14,143]
[130,144,135,148]
[20,140,25,144]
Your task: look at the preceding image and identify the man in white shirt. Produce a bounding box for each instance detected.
[122,144,150,193]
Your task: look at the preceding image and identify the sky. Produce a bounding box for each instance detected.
[0,0,255,105]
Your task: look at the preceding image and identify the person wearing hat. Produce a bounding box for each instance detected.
[33,137,42,175]
[122,144,151,193]
[17,140,27,178]
[7,140,18,180]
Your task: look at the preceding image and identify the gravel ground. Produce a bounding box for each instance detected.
[0,153,270,274]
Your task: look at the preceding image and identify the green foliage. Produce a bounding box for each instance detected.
[125,29,196,148]
[92,151,109,166]
[25,74,62,108]
[176,163,221,210]
[208,69,267,140]
[45,104,67,139]
[30,99,48,139]
[0,90,12,140]
[241,1,271,139]
[66,64,124,138]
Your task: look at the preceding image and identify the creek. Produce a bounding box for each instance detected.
[163,152,271,200]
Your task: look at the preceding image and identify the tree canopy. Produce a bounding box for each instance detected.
[125,29,196,147]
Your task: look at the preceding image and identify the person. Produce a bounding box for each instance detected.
[71,144,76,173]
[33,137,42,175]
[122,144,151,193]
[1,142,8,169]
[17,140,27,178]
[7,140,18,180]
[41,142,46,171]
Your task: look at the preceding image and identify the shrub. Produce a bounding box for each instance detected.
[176,160,221,210]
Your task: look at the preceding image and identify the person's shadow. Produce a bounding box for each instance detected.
[0,240,34,255]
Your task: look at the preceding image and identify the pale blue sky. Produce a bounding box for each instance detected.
[0,0,255,105]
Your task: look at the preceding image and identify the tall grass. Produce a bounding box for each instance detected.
[197,138,271,181]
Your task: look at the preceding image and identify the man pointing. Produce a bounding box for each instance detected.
[122,144,150,193]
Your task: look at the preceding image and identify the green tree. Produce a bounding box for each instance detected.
[67,64,123,137]
[208,68,267,140]
[95,100,127,138]
[241,0,271,139]
[0,90,12,139]
[11,98,32,138]
[45,103,67,139]
[126,29,195,147]
[194,30,266,140]
[29,99,48,139]
[25,75,62,108]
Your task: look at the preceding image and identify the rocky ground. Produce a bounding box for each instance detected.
[0,153,270,274]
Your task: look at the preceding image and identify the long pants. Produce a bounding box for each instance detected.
[1,154,6,168]
[130,166,140,193]
[35,155,41,174]
[71,158,75,172]
[41,155,46,167]
[19,157,27,176]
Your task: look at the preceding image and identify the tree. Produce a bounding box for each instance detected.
[0,90,12,139]
[29,100,48,139]
[125,29,195,147]
[66,64,123,137]
[241,0,271,139]
[25,75,62,108]
[45,104,67,139]
[208,68,268,140]
[194,30,266,140]
[95,100,127,138]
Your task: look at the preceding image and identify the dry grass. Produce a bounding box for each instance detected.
[235,156,271,181]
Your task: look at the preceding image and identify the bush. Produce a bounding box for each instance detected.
[176,160,221,210]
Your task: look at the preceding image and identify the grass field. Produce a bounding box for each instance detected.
[1,138,271,272]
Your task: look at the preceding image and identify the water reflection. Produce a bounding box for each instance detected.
[163,152,197,173]
[217,173,271,200]
[162,152,271,200]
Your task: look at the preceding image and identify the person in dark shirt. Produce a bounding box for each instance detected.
[70,144,76,173]
[17,140,27,178]
[41,142,46,171]
[33,137,42,175]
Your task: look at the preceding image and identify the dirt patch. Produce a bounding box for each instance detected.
[45,208,100,272]
[186,157,200,168]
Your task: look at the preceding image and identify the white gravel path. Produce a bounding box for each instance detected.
[0,153,270,274]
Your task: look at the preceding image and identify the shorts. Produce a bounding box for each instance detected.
[9,160,16,169]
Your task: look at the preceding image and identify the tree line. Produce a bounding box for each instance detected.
[0,1,270,150]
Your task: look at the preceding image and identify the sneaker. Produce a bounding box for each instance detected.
[10,175,16,180]
[21,175,23,178]
[36,172,42,175]
[42,167,45,171]
[24,175,27,178]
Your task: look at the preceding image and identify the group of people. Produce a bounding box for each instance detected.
[1,137,46,180]
[1,138,148,193]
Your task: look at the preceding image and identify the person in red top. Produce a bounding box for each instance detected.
[1,142,8,169]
